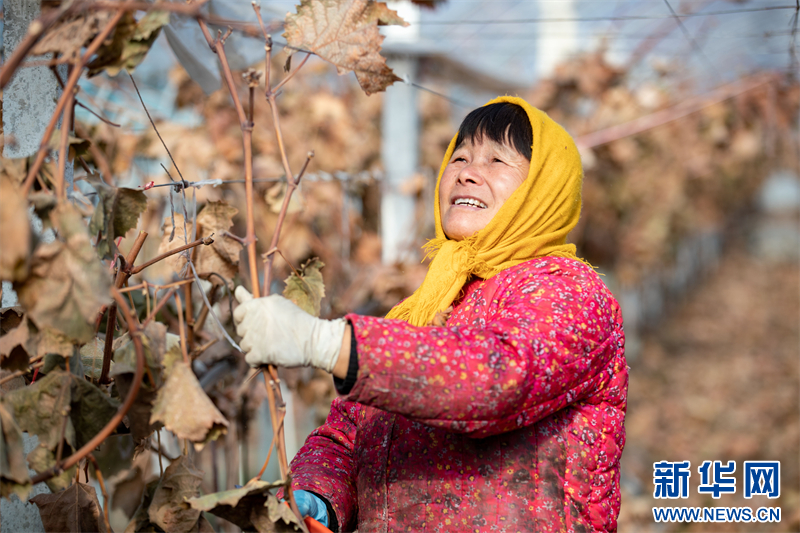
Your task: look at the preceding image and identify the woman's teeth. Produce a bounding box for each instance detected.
[454,198,487,208]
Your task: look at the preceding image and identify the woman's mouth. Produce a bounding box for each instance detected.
[453,197,488,209]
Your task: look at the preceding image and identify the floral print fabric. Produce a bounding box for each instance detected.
[289,257,628,532]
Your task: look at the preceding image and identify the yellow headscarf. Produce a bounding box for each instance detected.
[385,96,584,327]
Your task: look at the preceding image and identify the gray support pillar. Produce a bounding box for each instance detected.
[3,0,72,189]
[380,56,419,264]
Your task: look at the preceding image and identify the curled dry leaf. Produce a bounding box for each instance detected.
[88,177,149,259]
[0,402,31,500]
[15,204,111,344]
[124,478,160,533]
[80,337,106,381]
[158,214,194,276]
[2,368,118,453]
[27,445,77,494]
[194,201,240,282]
[110,323,177,445]
[284,0,407,95]
[31,10,115,62]
[88,10,171,77]
[30,481,108,533]
[149,346,228,449]
[0,175,32,282]
[148,456,204,533]
[187,480,303,533]
[283,258,326,317]
[266,182,304,214]
[0,316,31,372]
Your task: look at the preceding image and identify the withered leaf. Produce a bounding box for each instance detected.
[3,368,118,451]
[194,201,240,282]
[148,456,203,533]
[158,214,194,276]
[30,481,108,533]
[124,478,161,533]
[0,156,27,185]
[0,403,31,500]
[80,337,106,381]
[109,324,174,445]
[0,175,32,282]
[283,258,326,317]
[27,445,77,493]
[88,11,171,77]
[187,480,300,533]
[0,307,25,335]
[265,182,304,215]
[149,348,228,450]
[71,375,120,449]
[36,326,75,359]
[284,0,406,95]
[31,10,115,62]
[108,460,148,519]
[15,204,111,343]
[3,370,75,450]
[0,317,31,371]
[89,177,149,259]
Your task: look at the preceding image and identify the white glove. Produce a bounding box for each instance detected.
[233,286,346,372]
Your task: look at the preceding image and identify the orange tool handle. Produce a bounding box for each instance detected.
[304,516,333,533]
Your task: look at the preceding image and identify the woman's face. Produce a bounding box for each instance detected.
[439,136,530,241]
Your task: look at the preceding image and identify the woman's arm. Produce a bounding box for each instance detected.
[342,266,625,438]
[285,396,360,531]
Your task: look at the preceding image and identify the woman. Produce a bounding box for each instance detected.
[234,96,628,532]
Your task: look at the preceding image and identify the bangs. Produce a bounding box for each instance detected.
[454,103,532,160]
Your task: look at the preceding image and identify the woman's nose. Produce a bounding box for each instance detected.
[456,163,485,185]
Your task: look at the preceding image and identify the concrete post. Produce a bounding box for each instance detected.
[536,0,578,79]
[381,1,421,264]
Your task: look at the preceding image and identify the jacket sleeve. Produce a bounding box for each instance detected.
[344,266,623,438]
[286,396,359,531]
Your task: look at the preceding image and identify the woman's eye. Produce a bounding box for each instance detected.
[493,158,504,163]
[453,157,466,163]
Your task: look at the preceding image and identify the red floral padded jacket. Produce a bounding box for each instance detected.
[289,257,628,532]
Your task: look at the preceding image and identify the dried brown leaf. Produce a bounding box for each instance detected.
[88,11,170,77]
[149,348,228,449]
[0,307,25,335]
[0,402,31,500]
[31,11,115,62]
[194,201,240,281]
[187,480,301,533]
[109,324,173,445]
[15,204,111,343]
[284,0,406,95]
[3,368,118,452]
[88,177,149,259]
[158,214,194,276]
[265,182,304,214]
[30,481,108,533]
[124,478,160,533]
[80,337,106,381]
[0,317,31,371]
[0,175,32,281]
[148,456,203,533]
[109,463,147,518]
[283,258,326,317]
[27,445,77,494]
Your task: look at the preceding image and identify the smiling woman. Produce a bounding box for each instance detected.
[234,96,628,532]
[439,103,533,241]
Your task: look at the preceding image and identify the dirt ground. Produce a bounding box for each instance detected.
[617,238,800,532]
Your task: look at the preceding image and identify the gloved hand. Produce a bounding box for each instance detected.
[293,490,329,527]
[233,287,346,372]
